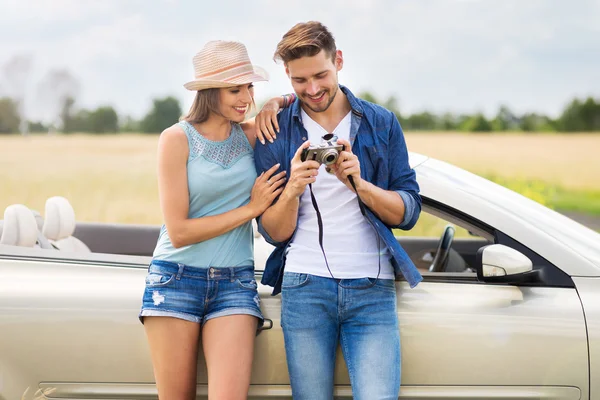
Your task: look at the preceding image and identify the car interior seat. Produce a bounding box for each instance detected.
[0,204,39,247]
[42,196,91,252]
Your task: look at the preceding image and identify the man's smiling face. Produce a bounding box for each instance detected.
[285,49,343,113]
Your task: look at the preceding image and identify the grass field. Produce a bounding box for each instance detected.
[1,132,599,236]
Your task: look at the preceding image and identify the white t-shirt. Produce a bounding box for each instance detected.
[284,109,394,279]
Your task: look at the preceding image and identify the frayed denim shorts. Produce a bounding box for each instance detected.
[139,259,263,327]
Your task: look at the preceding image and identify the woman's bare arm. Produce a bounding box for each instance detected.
[157,125,285,248]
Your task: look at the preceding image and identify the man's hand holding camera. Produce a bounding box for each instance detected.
[329,138,364,193]
[287,137,367,195]
[284,141,321,200]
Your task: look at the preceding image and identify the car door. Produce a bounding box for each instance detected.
[0,252,155,400]
[394,205,589,399]
[0,247,291,400]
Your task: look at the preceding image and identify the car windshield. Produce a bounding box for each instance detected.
[418,159,600,268]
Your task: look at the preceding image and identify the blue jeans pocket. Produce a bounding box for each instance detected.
[281,272,310,289]
[368,277,396,292]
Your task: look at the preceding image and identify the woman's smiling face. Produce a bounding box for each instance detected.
[218,83,255,123]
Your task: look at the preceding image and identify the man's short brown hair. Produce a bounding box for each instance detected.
[274,21,337,64]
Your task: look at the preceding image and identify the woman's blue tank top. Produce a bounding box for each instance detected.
[152,121,256,268]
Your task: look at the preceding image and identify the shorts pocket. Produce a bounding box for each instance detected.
[281,272,310,289]
[145,272,176,288]
[236,275,258,290]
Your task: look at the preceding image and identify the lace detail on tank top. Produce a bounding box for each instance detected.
[179,121,252,168]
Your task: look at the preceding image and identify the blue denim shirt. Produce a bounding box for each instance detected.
[254,85,423,295]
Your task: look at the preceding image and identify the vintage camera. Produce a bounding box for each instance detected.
[300,133,345,165]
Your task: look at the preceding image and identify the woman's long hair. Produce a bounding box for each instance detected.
[180,89,222,124]
[180,87,256,124]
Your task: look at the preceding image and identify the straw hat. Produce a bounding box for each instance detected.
[184,41,269,91]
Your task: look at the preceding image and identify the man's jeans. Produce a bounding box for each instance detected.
[281,272,401,400]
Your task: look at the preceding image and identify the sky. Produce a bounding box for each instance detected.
[0,0,598,123]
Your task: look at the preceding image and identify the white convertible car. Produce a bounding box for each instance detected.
[1,153,599,400]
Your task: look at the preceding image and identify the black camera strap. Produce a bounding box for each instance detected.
[307,175,381,288]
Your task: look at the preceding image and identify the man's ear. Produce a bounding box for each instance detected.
[335,50,344,71]
[285,64,290,77]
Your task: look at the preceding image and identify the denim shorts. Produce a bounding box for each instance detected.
[139,259,263,327]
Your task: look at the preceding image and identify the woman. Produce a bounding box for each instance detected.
[139,41,287,400]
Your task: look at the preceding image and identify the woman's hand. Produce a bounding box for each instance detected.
[255,97,281,145]
[248,163,286,216]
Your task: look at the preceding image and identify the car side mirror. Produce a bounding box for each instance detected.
[475,244,538,284]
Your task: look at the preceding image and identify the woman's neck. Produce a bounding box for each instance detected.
[194,115,232,141]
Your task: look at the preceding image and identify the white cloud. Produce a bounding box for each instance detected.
[1,0,124,23]
[0,0,598,122]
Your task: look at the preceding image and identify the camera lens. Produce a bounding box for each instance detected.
[320,150,338,165]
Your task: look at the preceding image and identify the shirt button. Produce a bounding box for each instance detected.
[302,137,307,141]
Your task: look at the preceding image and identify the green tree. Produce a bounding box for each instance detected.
[120,116,141,132]
[491,105,519,131]
[405,112,437,130]
[460,113,492,132]
[141,96,182,133]
[437,112,458,130]
[558,97,600,132]
[520,113,555,132]
[27,120,48,132]
[579,97,600,131]
[60,96,77,133]
[88,106,118,133]
[0,97,20,133]
[70,109,91,132]
[558,99,584,131]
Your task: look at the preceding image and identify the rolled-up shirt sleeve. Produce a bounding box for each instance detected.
[395,189,419,229]
[388,113,422,230]
[254,141,286,246]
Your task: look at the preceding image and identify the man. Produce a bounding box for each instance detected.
[254,21,422,400]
